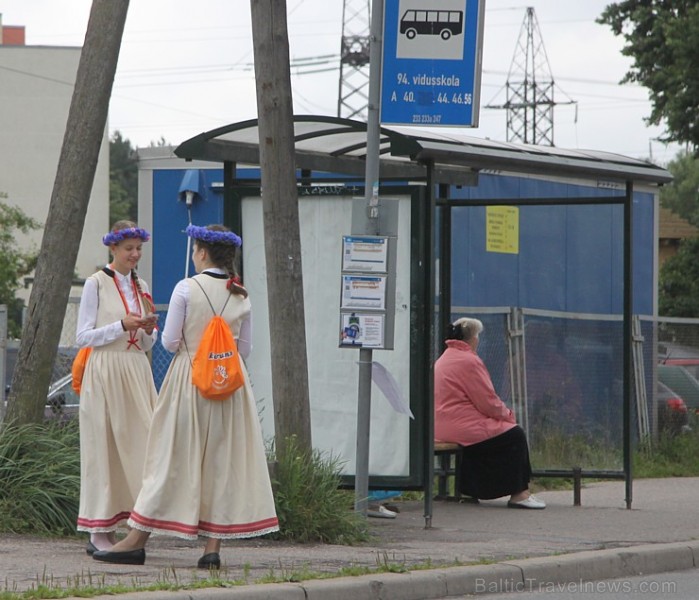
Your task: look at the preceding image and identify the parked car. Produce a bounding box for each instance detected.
[44,374,79,422]
[656,381,689,436]
[3,374,78,423]
[3,345,80,422]
[658,364,699,412]
[659,342,699,380]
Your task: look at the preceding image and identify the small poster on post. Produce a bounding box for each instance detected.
[342,236,389,272]
[339,312,385,348]
[341,274,387,310]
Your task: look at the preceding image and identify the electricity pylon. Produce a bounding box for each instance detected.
[337,0,371,121]
[486,7,575,146]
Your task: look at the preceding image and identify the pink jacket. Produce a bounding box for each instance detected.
[434,340,517,447]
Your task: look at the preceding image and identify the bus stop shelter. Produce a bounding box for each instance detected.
[172,115,672,520]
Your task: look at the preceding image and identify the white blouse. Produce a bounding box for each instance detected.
[76,267,158,350]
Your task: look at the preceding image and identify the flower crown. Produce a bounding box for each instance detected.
[186,224,242,247]
[102,227,151,246]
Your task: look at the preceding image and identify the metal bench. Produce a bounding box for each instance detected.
[433,442,464,501]
[435,441,621,506]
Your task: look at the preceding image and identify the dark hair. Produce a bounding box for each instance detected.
[445,322,465,341]
[194,225,247,298]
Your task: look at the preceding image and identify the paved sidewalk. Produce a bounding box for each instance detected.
[2,477,699,598]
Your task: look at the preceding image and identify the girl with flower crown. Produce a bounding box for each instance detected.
[94,224,278,568]
[75,220,159,553]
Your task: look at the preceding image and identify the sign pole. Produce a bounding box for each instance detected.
[353,0,384,517]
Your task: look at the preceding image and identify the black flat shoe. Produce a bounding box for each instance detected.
[461,496,480,504]
[86,541,98,556]
[197,552,221,570]
[93,548,146,565]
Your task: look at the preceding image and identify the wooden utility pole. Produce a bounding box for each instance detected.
[6,0,130,424]
[250,0,312,456]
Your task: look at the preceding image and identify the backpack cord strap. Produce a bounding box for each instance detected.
[192,277,232,316]
[183,277,233,364]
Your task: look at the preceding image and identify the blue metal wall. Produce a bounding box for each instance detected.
[149,169,655,315]
[148,167,225,390]
[448,174,655,315]
[150,168,224,304]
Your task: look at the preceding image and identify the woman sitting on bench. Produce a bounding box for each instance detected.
[434,317,545,509]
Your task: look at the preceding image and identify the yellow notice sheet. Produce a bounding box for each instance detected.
[486,206,519,254]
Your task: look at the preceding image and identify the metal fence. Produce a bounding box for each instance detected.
[151,304,174,389]
[643,315,699,435]
[5,297,699,468]
[449,307,625,472]
[3,299,173,395]
[447,308,699,472]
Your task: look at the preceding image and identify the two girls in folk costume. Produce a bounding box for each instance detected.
[94,224,278,568]
[76,221,159,553]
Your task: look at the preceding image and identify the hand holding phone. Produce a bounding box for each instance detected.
[139,313,159,329]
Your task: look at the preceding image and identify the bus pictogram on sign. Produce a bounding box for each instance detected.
[399,9,464,41]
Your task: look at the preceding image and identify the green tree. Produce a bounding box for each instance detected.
[149,135,170,147]
[659,236,699,317]
[109,130,137,223]
[0,196,41,338]
[7,0,129,425]
[598,1,699,149]
[660,151,699,227]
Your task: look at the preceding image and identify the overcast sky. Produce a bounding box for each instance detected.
[0,0,683,164]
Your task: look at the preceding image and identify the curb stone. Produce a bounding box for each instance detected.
[501,541,699,593]
[70,541,699,600]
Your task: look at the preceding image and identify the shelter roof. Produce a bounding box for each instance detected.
[174,115,672,187]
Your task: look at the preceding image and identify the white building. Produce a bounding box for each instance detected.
[0,22,109,318]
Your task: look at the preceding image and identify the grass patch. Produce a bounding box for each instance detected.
[0,554,463,600]
[528,414,699,482]
[529,428,622,472]
[0,420,80,535]
[0,569,245,600]
[634,417,699,478]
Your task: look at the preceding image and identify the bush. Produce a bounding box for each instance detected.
[0,420,80,534]
[0,423,369,545]
[269,437,369,544]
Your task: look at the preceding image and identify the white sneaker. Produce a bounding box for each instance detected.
[367,504,398,519]
[507,495,546,509]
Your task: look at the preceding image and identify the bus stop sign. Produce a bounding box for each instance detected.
[380,0,486,127]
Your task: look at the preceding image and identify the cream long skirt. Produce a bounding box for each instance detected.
[127,352,279,539]
[77,350,156,532]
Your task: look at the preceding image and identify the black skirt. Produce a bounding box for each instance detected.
[458,425,532,500]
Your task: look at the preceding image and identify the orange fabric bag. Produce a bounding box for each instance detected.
[191,315,244,400]
[189,279,244,400]
[71,347,93,394]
